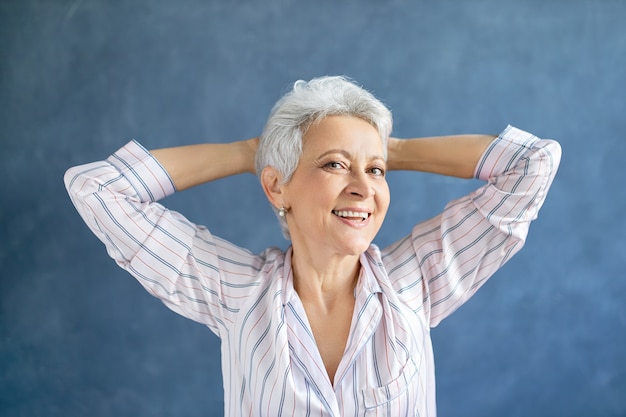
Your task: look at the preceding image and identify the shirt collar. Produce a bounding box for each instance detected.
[358,249,383,296]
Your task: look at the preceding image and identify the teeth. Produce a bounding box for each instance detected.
[333,210,369,220]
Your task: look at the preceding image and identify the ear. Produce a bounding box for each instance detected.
[260,166,286,209]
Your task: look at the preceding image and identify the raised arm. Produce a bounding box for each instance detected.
[64,138,269,336]
[382,125,561,327]
[151,138,258,191]
[387,134,496,178]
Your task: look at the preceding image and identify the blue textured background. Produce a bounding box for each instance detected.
[1,1,625,416]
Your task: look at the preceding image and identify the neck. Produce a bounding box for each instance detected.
[290,249,360,309]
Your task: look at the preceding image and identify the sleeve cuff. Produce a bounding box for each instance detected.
[474,125,540,180]
[106,140,176,202]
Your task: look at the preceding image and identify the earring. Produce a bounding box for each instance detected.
[278,207,287,217]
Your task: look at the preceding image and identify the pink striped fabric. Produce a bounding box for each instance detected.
[65,125,561,416]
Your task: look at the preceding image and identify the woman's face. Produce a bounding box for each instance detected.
[281,115,390,258]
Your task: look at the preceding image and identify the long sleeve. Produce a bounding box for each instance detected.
[382,125,561,327]
[64,140,272,336]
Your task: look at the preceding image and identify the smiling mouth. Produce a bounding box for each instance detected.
[332,210,370,222]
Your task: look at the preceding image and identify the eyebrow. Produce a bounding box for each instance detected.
[316,149,386,163]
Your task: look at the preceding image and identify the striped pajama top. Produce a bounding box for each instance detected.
[64,125,561,416]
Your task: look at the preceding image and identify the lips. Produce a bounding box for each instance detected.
[332,210,370,222]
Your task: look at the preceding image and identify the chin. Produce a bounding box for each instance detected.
[339,238,374,256]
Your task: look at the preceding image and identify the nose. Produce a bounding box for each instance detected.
[345,171,374,199]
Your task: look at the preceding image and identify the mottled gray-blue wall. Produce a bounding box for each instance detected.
[1,1,624,416]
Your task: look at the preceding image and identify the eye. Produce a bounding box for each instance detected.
[368,166,386,177]
[324,161,344,170]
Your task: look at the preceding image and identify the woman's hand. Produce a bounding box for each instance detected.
[387,134,496,179]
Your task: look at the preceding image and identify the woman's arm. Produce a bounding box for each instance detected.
[151,138,258,191]
[382,126,562,327]
[387,134,496,179]
[64,139,267,335]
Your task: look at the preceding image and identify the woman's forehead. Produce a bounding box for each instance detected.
[301,115,384,154]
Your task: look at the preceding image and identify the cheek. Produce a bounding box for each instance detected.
[378,185,391,212]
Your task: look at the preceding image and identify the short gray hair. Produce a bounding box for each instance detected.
[255,76,393,239]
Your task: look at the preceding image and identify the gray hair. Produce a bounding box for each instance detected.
[255,75,393,239]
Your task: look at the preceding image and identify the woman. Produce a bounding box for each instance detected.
[65,76,561,416]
